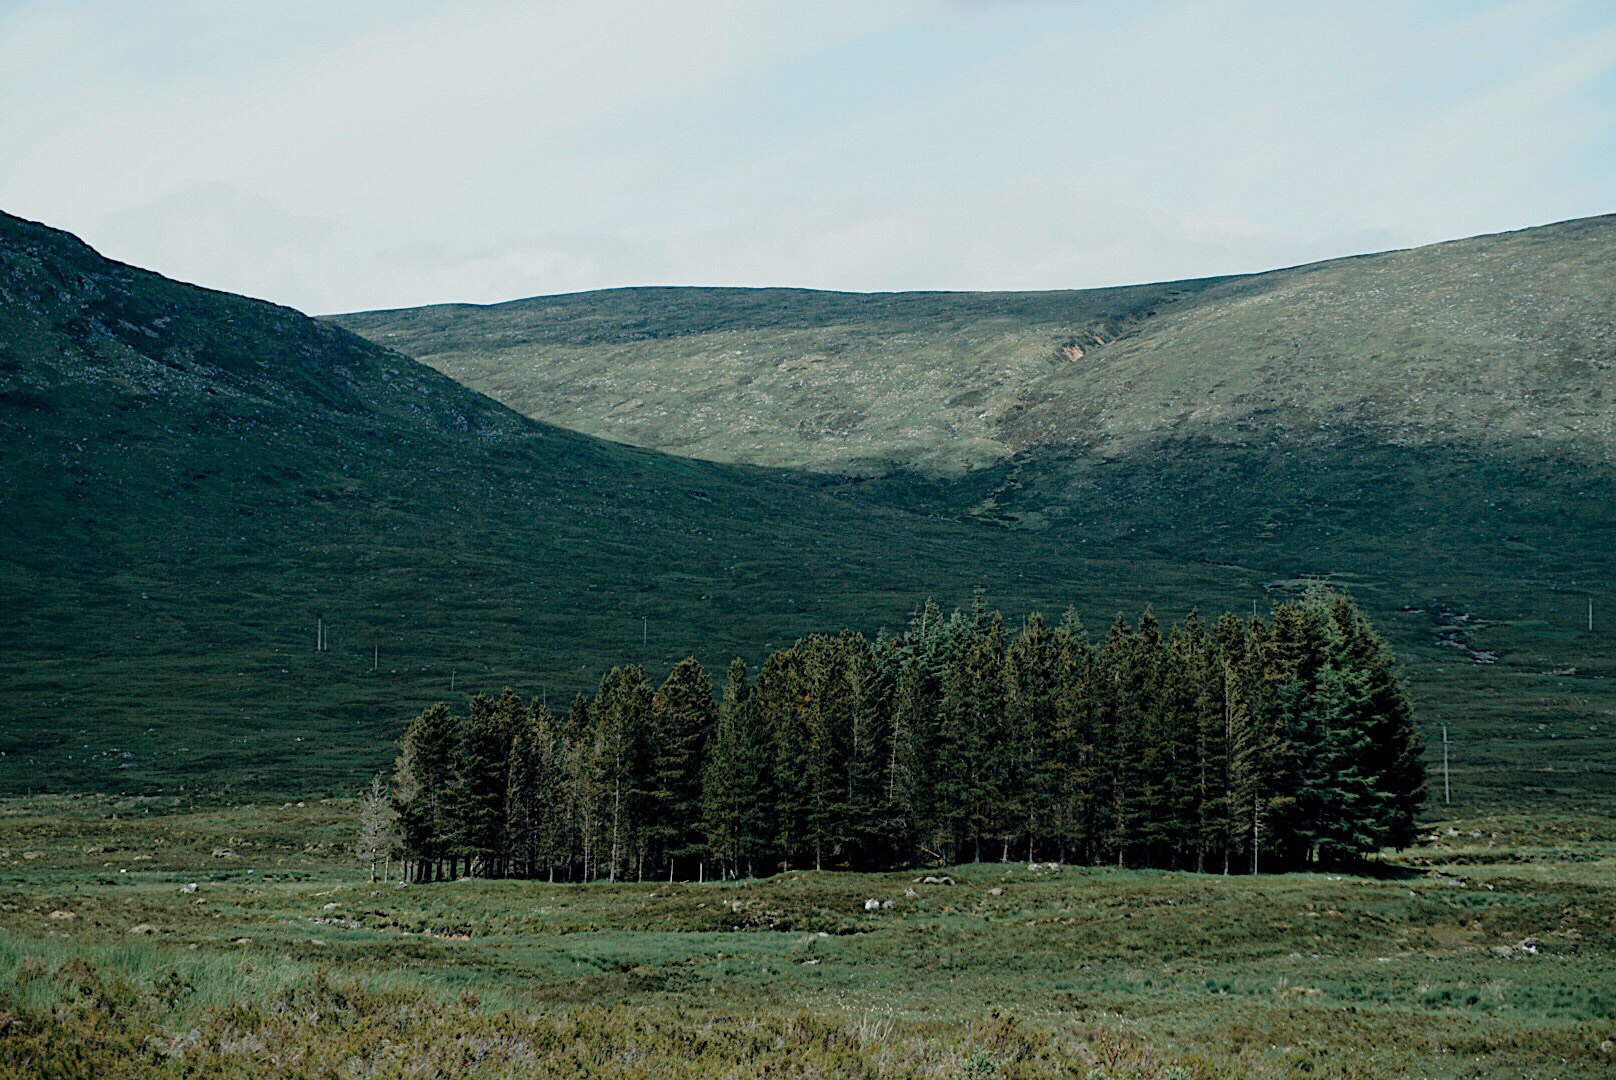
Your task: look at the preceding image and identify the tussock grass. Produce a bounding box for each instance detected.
[2,800,1614,1075]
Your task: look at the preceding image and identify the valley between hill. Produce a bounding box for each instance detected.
[0,210,1609,815]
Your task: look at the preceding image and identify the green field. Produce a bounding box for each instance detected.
[2,797,1613,1076]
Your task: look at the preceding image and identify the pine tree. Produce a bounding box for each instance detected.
[394,701,460,882]
[1003,613,1051,861]
[702,659,755,878]
[755,645,807,868]
[593,666,654,882]
[651,657,717,878]
[1338,596,1425,852]
[887,654,933,861]
[841,633,893,868]
[456,690,518,877]
[1150,612,1209,867]
[1096,613,1146,864]
[507,700,565,879]
[1048,609,1097,863]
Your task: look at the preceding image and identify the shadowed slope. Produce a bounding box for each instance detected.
[0,211,1228,796]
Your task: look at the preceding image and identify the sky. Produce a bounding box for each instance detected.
[2,0,1614,314]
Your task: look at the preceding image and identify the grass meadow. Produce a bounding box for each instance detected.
[1,796,1613,1077]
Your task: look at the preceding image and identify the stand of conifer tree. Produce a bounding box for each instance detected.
[391,588,1424,882]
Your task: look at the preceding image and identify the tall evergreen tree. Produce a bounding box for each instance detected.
[1048,610,1098,863]
[702,659,772,878]
[650,657,717,878]
[394,702,460,882]
[592,666,654,882]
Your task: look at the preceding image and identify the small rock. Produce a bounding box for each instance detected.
[988,887,1004,897]
[801,958,820,965]
[211,848,236,859]
[905,887,918,898]
[47,910,75,920]
[1489,945,1514,957]
[130,923,157,935]
[863,898,880,912]
[230,936,252,945]
[882,899,894,909]
[179,883,199,894]
[1518,938,1539,955]
[323,902,340,911]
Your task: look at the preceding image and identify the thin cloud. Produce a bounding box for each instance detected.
[1,1,1610,313]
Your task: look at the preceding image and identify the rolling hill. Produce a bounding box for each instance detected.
[331,216,1616,480]
[333,218,1616,811]
[0,210,1610,814]
[0,211,1243,798]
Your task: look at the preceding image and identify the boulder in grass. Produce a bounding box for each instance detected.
[179,883,199,894]
[130,923,157,935]
[863,898,880,912]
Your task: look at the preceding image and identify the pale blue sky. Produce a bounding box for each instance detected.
[3,0,1613,313]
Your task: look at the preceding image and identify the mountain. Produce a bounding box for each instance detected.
[334,219,1616,811]
[0,211,1609,811]
[0,210,1201,797]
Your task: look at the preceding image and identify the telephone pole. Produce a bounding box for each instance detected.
[1441,723,1451,805]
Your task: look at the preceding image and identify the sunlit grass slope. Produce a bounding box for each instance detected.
[332,215,1616,476]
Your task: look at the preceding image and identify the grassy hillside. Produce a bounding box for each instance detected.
[334,220,1616,815]
[0,211,1255,800]
[0,210,1611,819]
[331,216,1616,477]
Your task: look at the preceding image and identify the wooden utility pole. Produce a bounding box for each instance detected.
[1441,723,1451,805]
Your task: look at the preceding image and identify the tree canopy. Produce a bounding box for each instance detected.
[390,589,1423,882]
